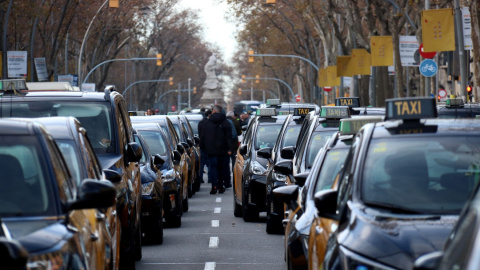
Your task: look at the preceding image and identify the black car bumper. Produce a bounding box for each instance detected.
[245,174,267,212]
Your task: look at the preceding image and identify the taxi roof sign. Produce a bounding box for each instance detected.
[385,97,437,120]
[339,116,383,135]
[294,107,314,116]
[256,108,276,116]
[445,97,464,107]
[335,97,360,108]
[266,99,280,106]
[0,79,28,93]
[320,106,350,119]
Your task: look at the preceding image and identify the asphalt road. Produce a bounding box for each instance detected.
[136,177,287,270]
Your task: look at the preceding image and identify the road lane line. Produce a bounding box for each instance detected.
[205,262,216,270]
[209,237,219,248]
[216,198,222,203]
[214,207,221,213]
[211,220,219,227]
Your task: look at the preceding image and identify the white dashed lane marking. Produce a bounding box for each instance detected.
[209,237,219,248]
[211,220,219,227]
[205,262,216,270]
[216,197,222,203]
[214,207,221,213]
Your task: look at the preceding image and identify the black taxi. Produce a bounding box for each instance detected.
[264,107,314,234]
[335,97,385,116]
[233,108,288,221]
[315,97,480,270]
[437,96,480,118]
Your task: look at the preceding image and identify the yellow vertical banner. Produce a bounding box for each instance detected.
[351,49,371,75]
[109,0,119,8]
[370,36,393,66]
[318,68,328,87]
[327,66,340,86]
[337,56,354,77]
[421,8,455,52]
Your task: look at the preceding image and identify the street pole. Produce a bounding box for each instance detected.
[454,0,467,100]
[2,0,13,79]
[263,90,265,103]
[425,0,431,97]
[78,0,109,85]
[250,81,253,101]
[178,83,181,112]
[188,78,191,108]
[244,76,295,101]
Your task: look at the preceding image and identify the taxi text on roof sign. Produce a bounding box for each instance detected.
[335,97,360,108]
[445,97,464,107]
[0,79,28,92]
[266,99,280,106]
[294,107,314,116]
[339,116,383,135]
[256,108,277,117]
[385,97,437,120]
[320,106,350,119]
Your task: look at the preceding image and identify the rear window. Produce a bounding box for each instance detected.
[138,130,168,156]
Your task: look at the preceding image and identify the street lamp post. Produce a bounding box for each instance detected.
[243,76,294,101]
[78,0,110,84]
[121,79,171,110]
[188,78,191,108]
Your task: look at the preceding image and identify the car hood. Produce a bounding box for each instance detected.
[97,153,123,170]
[5,219,69,254]
[340,203,457,269]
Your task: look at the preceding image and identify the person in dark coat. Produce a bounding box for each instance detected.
[226,111,241,179]
[199,105,233,194]
[198,109,211,183]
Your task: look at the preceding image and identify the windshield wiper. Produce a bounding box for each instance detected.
[364,201,426,214]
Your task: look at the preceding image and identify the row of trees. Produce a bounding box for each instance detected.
[224,0,480,106]
[0,0,220,112]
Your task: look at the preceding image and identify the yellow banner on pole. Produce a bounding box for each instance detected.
[421,8,455,52]
[370,36,393,66]
[351,49,371,75]
[318,68,328,87]
[327,66,340,86]
[337,56,354,77]
[109,0,119,8]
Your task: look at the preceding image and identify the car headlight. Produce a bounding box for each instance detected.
[339,246,394,270]
[161,169,175,182]
[273,172,287,182]
[27,250,68,270]
[142,182,155,196]
[250,161,267,175]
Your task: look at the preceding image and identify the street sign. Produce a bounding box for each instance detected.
[462,7,473,50]
[438,89,447,98]
[34,57,48,81]
[419,44,436,59]
[323,86,332,92]
[399,36,419,67]
[7,51,28,78]
[81,83,95,92]
[419,59,438,77]
[295,94,301,102]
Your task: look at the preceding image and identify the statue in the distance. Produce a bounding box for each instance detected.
[200,53,224,106]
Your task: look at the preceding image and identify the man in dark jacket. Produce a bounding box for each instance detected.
[200,105,233,194]
[198,109,211,183]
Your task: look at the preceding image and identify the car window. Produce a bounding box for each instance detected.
[188,119,200,135]
[134,135,147,163]
[281,125,301,149]
[138,130,168,156]
[79,132,103,180]
[46,139,75,202]
[254,124,282,150]
[0,136,56,217]
[56,140,82,185]
[306,130,336,168]
[361,137,480,214]
[313,148,349,192]
[116,103,128,152]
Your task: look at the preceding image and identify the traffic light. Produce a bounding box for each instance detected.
[193,87,197,94]
[248,50,254,63]
[169,77,173,85]
[238,88,242,95]
[156,54,162,66]
[255,75,260,83]
[241,75,246,83]
[467,85,473,102]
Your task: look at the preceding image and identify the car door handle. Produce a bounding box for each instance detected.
[91,233,99,241]
[96,212,105,222]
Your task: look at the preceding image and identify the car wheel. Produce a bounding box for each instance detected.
[134,220,142,261]
[152,208,164,245]
[233,183,242,217]
[166,214,182,228]
[183,195,189,212]
[266,197,283,234]
[242,182,259,222]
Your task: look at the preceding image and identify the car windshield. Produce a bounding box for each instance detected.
[1,102,115,154]
[138,130,168,156]
[0,135,56,217]
[134,135,147,164]
[281,125,301,149]
[361,137,480,214]
[254,124,283,150]
[56,140,82,186]
[188,119,200,135]
[306,131,336,168]
[314,148,349,193]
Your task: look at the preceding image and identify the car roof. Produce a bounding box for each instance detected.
[371,119,480,138]
[0,119,38,135]
[32,117,79,140]
[181,114,203,120]
[132,122,162,131]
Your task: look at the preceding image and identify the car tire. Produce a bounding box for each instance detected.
[134,220,142,261]
[183,195,189,212]
[242,183,259,222]
[166,214,182,228]
[266,196,283,234]
[152,209,164,245]
[233,184,243,217]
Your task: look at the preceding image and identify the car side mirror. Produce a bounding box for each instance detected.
[239,144,248,156]
[413,251,443,270]
[172,150,182,163]
[194,136,200,146]
[274,160,293,176]
[0,238,29,269]
[68,180,116,210]
[126,142,142,163]
[294,172,309,187]
[273,185,299,210]
[152,154,165,169]
[257,147,272,159]
[241,125,247,131]
[181,142,190,151]
[176,143,185,155]
[187,139,194,147]
[314,189,339,221]
[103,169,122,184]
[280,146,295,159]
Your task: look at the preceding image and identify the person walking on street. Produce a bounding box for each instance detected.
[198,109,212,183]
[199,105,233,194]
[226,111,241,174]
